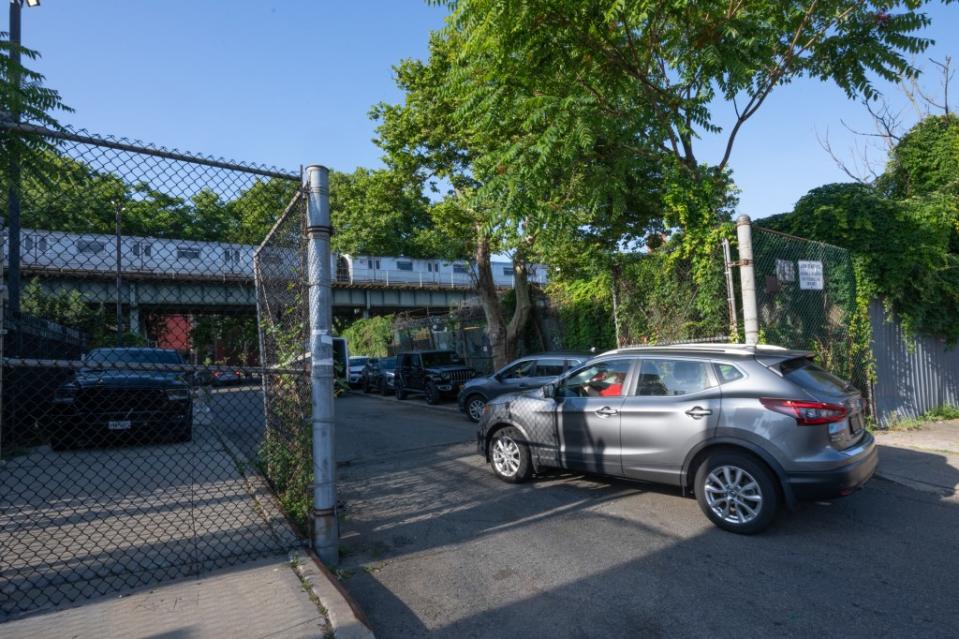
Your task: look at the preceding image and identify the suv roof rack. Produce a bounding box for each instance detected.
[598,343,801,357]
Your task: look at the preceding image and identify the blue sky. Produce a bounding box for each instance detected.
[12,0,959,219]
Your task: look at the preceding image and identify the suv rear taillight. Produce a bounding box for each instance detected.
[760,398,847,425]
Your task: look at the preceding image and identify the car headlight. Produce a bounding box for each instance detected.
[53,386,77,404]
[166,388,191,401]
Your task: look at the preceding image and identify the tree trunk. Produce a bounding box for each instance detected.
[610,261,622,347]
[473,227,533,369]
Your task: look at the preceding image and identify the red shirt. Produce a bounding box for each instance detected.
[599,383,622,397]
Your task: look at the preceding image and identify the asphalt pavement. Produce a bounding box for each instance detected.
[335,393,959,639]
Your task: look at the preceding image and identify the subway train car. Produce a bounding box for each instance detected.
[11,228,547,288]
[16,229,261,279]
[343,255,547,287]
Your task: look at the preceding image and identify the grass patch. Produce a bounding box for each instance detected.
[884,404,959,431]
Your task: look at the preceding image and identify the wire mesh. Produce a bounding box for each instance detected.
[253,191,314,535]
[0,122,302,619]
[750,225,869,391]
[613,240,731,347]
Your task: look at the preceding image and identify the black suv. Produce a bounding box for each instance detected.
[394,350,476,404]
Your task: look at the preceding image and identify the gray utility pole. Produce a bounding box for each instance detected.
[6,0,23,317]
[305,165,338,565]
[735,215,759,345]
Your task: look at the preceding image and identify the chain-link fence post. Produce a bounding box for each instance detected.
[736,215,759,345]
[721,237,739,341]
[305,165,338,565]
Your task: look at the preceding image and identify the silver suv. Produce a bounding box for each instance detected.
[476,344,878,534]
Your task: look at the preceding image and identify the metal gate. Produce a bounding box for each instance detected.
[0,122,305,619]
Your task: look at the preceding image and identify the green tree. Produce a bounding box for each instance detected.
[881,113,959,198]
[1,33,72,178]
[228,178,299,244]
[329,168,436,257]
[378,1,941,358]
[373,32,536,367]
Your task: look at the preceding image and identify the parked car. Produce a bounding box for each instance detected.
[457,351,590,422]
[394,350,477,404]
[476,344,877,534]
[348,356,369,388]
[362,356,397,394]
[211,368,244,386]
[50,347,194,450]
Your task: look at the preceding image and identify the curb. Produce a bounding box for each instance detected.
[292,550,376,639]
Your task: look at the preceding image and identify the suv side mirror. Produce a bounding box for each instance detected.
[543,383,556,399]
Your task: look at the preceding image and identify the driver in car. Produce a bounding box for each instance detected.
[588,370,625,397]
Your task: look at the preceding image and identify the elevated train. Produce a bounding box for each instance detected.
[6,229,546,288]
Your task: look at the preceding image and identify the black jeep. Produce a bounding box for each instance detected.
[394,350,476,405]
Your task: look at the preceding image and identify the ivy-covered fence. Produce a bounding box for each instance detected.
[547,235,732,351]
[750,225,872,395]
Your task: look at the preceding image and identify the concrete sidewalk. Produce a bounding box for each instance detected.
[0,553,374,639]
[875,420,959,499]
[1,557,327,639]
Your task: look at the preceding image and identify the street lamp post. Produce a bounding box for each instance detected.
[5,0,41,319]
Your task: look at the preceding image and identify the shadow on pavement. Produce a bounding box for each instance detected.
[336,422,959,638]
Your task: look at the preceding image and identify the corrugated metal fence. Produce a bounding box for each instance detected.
[870,300,959,426]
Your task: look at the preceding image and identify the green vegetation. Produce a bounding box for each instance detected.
[763,115,959,343]
[368,0,939,359]
[339,315,394,358]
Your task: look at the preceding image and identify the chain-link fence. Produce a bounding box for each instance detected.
[750,225,870,392]
[612,240,732,347]
[0,121,303,619]
[252,190,314,535]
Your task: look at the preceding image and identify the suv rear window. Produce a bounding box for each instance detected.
[779,357,850,395]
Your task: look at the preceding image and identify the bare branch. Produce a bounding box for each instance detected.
[817,126,868,183]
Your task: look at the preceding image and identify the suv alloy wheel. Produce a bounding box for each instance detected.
[694,451,780,534]
[489,427,532,483]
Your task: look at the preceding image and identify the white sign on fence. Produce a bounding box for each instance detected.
[798,260,824,290]
[776,259,796,283]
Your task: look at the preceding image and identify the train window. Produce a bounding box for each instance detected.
[25,236,48,252]
[132,243,152,257]
[502,266,515,276]
[76,239,105,253]
[453,264,469,274]
[375,260,381,269]
[367,259,373,269]
[177,247,201,260]
[397,261,413,271]
[224,249,241,264]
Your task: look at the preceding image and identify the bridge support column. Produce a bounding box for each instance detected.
[129,305,140,336]
[127,282,140,336]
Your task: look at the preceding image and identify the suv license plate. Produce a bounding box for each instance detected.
[108,420,132,430]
